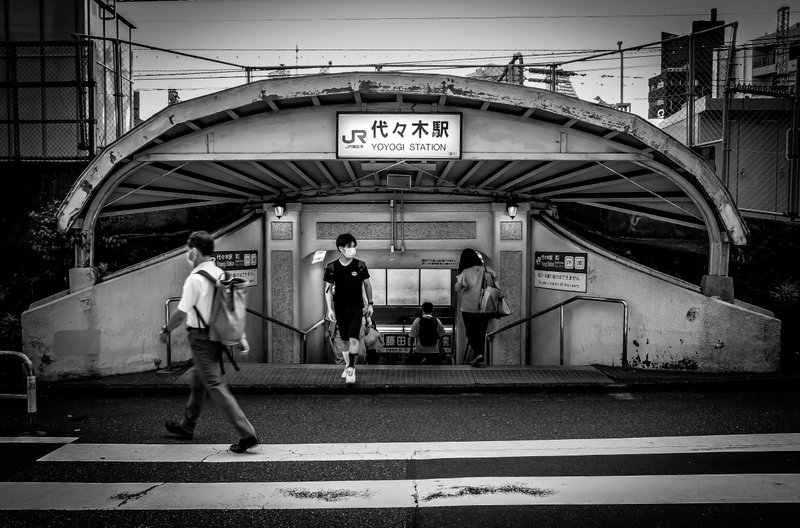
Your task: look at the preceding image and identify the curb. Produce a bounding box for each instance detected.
[24,376,799,397]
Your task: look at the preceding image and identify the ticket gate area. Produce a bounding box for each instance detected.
[372,307,456,365]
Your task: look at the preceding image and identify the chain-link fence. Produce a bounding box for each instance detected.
[648,24,737,148]
[0,38,134,162]
[553,22,797,218]
[724,90,794,215]
[0,41,94,161]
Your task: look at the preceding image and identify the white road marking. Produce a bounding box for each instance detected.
[37,433,800,463]
[0,437,78,444]
[1,474,798,510]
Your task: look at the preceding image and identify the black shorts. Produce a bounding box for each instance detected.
[335,307,363,342]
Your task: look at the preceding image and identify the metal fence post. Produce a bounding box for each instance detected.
[0,351,44,436]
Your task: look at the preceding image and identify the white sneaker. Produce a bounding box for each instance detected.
[345,367,356,384]
[341,368,348,379]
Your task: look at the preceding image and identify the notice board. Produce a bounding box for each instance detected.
[534,251,588,293]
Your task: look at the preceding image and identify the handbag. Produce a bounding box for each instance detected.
[479,266,512,318]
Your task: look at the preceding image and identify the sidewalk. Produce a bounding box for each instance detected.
[9,363,799,396]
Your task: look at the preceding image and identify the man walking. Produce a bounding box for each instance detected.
[323,233,374,384]
[159,230,259,453]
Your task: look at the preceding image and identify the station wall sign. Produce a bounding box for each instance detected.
[381,332,452,356]
[213,250,259,286]
[421,257,458,268]
[534,251,588,293]
[337,112,462,159]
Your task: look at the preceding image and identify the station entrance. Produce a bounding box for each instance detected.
[21,71,781,380]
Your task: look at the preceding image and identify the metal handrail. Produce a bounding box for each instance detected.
[163,297,325,366]
[245,308,326,363]
[486,295,629,368]
[0,350,42,435]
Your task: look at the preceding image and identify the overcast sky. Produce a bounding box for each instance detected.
[118,0,796,120]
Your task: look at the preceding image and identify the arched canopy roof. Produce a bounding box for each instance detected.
[58,72,747,255]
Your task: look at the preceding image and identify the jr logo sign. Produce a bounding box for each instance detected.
[337,112,462,159]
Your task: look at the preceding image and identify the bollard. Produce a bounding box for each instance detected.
[0,350,45,436]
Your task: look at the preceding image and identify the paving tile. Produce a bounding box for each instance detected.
[173,364,615,389]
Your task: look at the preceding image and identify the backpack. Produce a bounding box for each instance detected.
[194,270,249,373]
[418,316,440,347]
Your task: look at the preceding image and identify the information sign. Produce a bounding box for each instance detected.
[534,251,588,293]
[337,113,462,159]
[213,250,259,286]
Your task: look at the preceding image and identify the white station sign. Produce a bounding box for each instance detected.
[337,113,462,159]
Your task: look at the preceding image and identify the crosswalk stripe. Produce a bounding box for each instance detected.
[0,436,78,444]
[1,474,798,510]
[37,433,800,463]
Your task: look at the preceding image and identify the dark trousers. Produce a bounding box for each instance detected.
[180,328,256,439]
[461,311,492,361]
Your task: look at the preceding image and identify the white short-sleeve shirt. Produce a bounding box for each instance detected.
[177,260,225,328]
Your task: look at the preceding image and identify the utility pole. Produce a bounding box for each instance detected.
[617,41,624,106]
[687,32,696,147]
[789,65,800,218]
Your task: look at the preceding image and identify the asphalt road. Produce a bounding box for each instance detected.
[1,387,799,527]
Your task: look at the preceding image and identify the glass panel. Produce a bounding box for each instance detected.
[43,0,77,40]
[18,88,42,119]
[19,123,43,158]
[44,56,76,82]
[0,53,8,82]
[0,124,10,157]
[0,88,7,120]
[17,57,41,83]
[370,269,386,306]
[420,269,452,306]
[8,0,41,40]
[45,123,79,159]
[387,269,419,306]
[45,87,76,119]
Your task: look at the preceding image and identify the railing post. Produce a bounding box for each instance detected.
[559,305,565,366]
[162,297,181,372]
[0,351,44,436]
[622,301,629,370]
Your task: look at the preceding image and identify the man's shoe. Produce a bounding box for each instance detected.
[469,355,485,368]
[165,420,193,440]
[230,435,259,453]
[341,368,348,379]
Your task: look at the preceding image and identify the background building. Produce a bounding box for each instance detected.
[648,10,726,120]
[1,0,135,162]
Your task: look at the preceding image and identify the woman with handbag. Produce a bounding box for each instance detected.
[454,248,497,368]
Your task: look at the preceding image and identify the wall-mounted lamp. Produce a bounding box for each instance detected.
[506,197,519,219]
[273,196,287,219]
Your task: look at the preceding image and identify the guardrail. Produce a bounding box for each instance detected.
[486,295,629,368]
[0,350,43,436]
[163,297,325,366]
[245,309,325,364]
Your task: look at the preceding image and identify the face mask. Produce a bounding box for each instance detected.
[342,247,357,259]
[186,248,196,266]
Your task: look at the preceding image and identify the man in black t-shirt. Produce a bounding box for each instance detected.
[323,233,374,383]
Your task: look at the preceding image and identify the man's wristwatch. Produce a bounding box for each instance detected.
[368,301,374,305]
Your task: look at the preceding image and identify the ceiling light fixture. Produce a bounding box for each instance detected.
[273,195,287,219]
[506,197,519,219]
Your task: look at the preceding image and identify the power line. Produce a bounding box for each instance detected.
[130,12,778,23]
